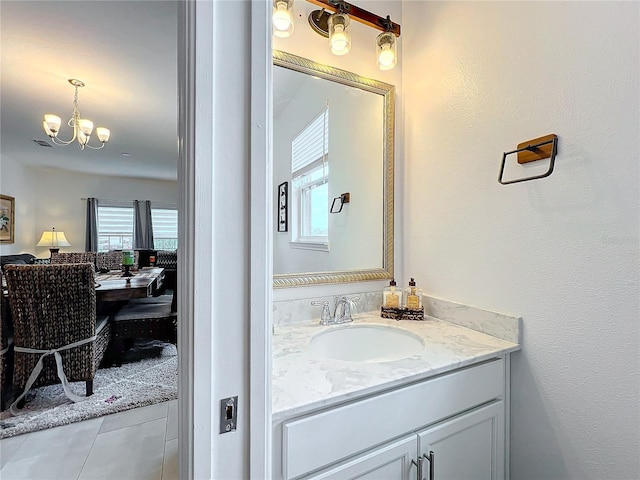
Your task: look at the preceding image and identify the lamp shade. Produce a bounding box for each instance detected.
[36,228,71,248]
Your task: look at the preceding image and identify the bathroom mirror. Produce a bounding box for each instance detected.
[273,50,394,287]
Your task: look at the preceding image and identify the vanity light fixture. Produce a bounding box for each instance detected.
[328,12,351,55]
[273,0,294,38]
[42,79,110,150]
[305,0,401,69]
[376,30,397,71]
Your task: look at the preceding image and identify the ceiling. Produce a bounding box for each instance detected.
[0,1,178,181]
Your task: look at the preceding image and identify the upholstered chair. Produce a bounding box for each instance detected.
[50,251,97,267]
[3,264,110,413]
[155,250,177,269]
[155,250,177,291]
[0,271,13,407]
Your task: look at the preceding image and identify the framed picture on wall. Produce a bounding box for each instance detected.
[278,182,288,233]
[0,194,15,244]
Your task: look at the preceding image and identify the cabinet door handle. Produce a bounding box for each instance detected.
[423,451,435,480]
[411,456,423,480]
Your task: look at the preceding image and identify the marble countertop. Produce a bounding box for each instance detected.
[272,313,520,421]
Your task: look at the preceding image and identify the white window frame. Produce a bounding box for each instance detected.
[96,201,134,252]
[151,204,179,250]
[289,108,329,251]
[96,201,179,252]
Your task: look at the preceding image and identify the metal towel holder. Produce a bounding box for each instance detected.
[499,134,558,185]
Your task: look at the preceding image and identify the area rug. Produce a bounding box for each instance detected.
[0,342,177,439]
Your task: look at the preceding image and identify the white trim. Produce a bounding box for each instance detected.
[288,240,330,252]
[250,1,273,477]
[504,353,511,480]
[177,1,197,478]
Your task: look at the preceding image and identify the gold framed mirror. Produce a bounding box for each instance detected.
[273,50,394,288]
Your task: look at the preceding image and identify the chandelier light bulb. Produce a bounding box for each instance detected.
[273,0,294,38]
[96,127,111,143]
[78,118,94,137]
[329,13,351,56]
[44,114,62,135]
[376,31,397,70]
[41,79,110,150]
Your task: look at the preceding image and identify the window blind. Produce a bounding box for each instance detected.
[151,208,178,240]
[291,108,329,175]
[97,206,134,236]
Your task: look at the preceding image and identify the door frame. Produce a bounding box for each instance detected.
[177,1,272,478]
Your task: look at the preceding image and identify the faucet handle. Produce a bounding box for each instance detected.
[311,300,332,325]
[345,295,360,312]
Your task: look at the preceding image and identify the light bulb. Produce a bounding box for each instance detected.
[44,114,61,135]
[78,118,93,136]
[78,130,89,145]
[96,127,110,143]
[378,45,395,68]
[273,0,293,38]
[43,120,56,138]
[376,32,397,70]
[331,26,348,54]
[329,13,351,56]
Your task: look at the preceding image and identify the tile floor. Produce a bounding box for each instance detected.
[0,400,177,480]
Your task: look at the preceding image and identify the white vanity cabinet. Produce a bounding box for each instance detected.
[416,401,504,480]
[304,401,503,480]
[274,357,510,480]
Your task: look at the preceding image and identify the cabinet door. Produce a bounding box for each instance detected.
[305,435,417,480]
[417,401,504,480]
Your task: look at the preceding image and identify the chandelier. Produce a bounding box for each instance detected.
[42,79,111,150]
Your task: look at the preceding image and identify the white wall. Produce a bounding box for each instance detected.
[273,0,403,299]
[402,2,639,479]
[0,154,37,254]
[0,153,177,257]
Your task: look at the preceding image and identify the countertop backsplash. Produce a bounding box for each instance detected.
[272,290,384,327]
[273,290,522,344]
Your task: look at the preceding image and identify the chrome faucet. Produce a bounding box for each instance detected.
[311,296,359,325]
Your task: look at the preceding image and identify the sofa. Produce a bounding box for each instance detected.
[0,254,35,268]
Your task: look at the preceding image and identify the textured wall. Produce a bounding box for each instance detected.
[402,2,639,479]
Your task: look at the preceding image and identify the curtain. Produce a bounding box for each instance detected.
[133,200,154,249]
[85,197,98,252]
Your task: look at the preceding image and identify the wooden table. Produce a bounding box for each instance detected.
[95,267,165,302]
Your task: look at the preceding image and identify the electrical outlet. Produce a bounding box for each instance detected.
[219,396,238,434]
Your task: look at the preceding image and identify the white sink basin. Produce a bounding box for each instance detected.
[309,324,424,363]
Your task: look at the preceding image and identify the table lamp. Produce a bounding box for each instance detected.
[36,227,71,255]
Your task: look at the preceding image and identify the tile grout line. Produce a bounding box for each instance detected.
[0,433,30,471]
[76,417,105,480]
[160,409,169,480]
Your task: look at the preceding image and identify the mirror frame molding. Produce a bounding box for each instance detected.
[273,50,395,288]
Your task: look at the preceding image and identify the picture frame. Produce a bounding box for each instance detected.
[0,194,15,244]
[277,181,288,233]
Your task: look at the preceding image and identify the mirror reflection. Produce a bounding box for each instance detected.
[273,51,394,287]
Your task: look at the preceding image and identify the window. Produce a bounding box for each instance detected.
[97,202,178,252]
[97,204,134,252]
[151,208,178,250]
[290,108,329,249]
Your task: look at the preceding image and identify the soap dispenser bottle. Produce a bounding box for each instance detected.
[383,279,402,308]
[405,278,423,310]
